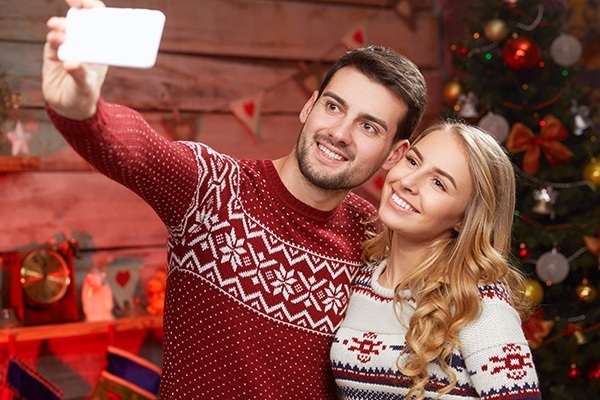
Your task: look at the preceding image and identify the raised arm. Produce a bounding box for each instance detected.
[42,0,107,120]
[42,0,201,230]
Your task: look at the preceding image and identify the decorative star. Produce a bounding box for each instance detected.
[6,120,32,156]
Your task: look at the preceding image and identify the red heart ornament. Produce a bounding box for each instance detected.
[374,175,384,190]
[116,270,131,287]
[243,101,255,117]
[353,30,364,46]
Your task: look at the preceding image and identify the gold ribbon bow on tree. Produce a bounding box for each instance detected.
[505,115,573,175]
[583,234,600,265]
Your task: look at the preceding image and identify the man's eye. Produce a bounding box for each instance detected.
[327,103,340,112]
[363,123,376,133]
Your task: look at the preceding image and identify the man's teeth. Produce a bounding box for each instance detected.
[318,144,344,161]
[391,192,416,212]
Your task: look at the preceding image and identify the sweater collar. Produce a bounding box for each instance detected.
[262,159,342,222]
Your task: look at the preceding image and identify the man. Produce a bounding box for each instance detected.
[43,1,427,398]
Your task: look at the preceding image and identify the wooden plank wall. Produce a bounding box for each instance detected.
[0,0,442,397]
[0,0,445,299]
[0,0,442,259]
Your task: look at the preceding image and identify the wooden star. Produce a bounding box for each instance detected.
[6,120,32,156]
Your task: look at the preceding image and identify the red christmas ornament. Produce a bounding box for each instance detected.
[518,243,530,258]
[589,360,600,380]
[568,363,581,379]
[503,36,541,70]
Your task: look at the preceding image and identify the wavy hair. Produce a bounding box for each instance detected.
[362,121,532,399]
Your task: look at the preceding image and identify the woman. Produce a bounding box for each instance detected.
[331,121,541,399]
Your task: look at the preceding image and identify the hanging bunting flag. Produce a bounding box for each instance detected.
[6,120,33,156]
[105,346,161,395]
[392,0,417,31]
[340,23,368,49]
[228,91,264,142]
[0,357,63,400]
[89,371,157,400]
[89,346,161,400]
[294,61,324,95]
[393,0,414,18]
[161,109,200,141]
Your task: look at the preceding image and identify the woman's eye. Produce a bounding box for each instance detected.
[406,156,417,166]
[434,179,447,191]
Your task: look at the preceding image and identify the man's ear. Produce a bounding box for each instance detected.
[299,90,319,124]
[381,140,409,171]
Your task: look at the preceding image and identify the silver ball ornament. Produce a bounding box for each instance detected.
[536,249,569,285]
[478,112,510,143]
[550,33,582,67]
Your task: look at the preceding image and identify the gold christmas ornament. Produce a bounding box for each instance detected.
[582,158,600,188]
[524,279,544,304]
[576,278,597,304]
[484,19,509,43]
[573,330,588,345]
[443,80,463,105]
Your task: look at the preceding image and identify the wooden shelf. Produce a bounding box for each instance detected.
[0,315,162,344]
[0,156,41,172]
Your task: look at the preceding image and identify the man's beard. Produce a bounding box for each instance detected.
[295,130,383,191]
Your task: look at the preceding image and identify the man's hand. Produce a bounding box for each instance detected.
[42,0,108,120]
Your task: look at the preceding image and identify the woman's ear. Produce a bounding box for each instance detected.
[453,220,463,235]
[381,140,409,171]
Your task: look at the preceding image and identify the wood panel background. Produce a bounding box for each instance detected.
[0,0,443,397]
[0,0,443,255]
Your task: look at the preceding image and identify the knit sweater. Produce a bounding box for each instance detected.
[330,261,541,399]
[47,100,379,399]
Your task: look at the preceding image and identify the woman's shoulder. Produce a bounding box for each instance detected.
[477,281,512,305]
[354,263,377,288]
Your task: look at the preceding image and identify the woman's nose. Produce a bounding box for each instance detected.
[399,171,419,193]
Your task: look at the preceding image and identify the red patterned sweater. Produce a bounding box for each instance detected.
[47,100,378,399]
[331,261,542,399]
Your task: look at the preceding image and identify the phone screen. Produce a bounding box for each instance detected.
[58,7,166,69]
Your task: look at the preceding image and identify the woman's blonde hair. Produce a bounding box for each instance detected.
[362,120,532,399]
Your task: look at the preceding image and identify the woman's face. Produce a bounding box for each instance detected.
[379,129,474,245]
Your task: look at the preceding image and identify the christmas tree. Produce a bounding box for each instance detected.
[442,0,600,398]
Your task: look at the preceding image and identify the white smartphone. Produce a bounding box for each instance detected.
[58,7,166,69]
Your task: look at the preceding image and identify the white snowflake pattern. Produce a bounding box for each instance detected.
[322,281,345,313]
[219,228,247,271]
[272,265,297,300]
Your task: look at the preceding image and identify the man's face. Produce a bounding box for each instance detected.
[295,67,408,191]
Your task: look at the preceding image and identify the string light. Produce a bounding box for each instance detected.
[513,163,598,191]
[516,4,544,31]
[502,92,562,111]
